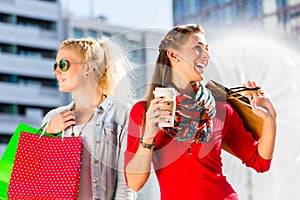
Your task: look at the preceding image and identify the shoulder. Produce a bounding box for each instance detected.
[215,100,234,119]
[128,101,146,126]
[111,100,131,111]
[214,100,244,132]
[106,98,131,116]
[130,101,146,116]
[100,97,132,125]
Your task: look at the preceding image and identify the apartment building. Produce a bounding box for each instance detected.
[172,0,300,43]
[0,0,64,148]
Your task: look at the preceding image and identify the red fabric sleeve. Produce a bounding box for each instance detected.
[222,103,272,172]
[124,101,146,179]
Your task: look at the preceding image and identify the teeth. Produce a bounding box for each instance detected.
[195,63,205,68]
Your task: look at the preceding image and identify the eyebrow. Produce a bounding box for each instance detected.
[197,42,209,49]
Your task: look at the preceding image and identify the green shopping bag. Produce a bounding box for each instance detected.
[0,122,61,200]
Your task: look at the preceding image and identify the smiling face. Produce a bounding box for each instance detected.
[171,32,210,83]
[53,48,85,92]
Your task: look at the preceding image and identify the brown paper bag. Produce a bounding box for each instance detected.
[206,80,263,154]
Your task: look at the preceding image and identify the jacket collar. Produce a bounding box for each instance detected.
[96,96,112,114]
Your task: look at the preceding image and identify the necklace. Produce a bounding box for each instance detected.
[71,113,93,137]
[71,93,105,137]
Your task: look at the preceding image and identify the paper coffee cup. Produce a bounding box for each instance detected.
[153,87,177,127]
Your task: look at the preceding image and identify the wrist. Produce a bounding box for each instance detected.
[140,137,156,150]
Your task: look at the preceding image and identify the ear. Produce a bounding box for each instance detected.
[85,63,95,73]
[167,48,180,64]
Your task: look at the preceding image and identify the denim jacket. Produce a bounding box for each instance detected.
[42,97,137,200]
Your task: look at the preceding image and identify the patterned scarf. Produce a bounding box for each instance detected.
[162,82,216,144]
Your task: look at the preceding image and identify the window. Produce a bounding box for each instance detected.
[17,16,56,31]
[0,43,14,53]
[0,103,54,118]
[276,0,289,23]
[0,73,17,83]
[87,29,98,38]
[18,75,57,88]
[17,46,56,59]
[40,0,57,2]
[0,104,18,115]
[174,0,185,22]
[0,13,11,23]
[73,28,84,38]
[0,73,57,88]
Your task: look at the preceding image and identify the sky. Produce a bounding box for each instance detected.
[60,0,173,29]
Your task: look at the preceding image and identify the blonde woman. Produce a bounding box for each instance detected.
[43,37,136,199]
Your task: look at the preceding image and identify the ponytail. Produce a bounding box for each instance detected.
[98,37,133,103]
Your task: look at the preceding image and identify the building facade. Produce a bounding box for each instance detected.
[172,0,300,44]
[0,0,65,148]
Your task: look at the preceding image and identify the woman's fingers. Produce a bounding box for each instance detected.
[242,80,277,120]
[247,80,257,88]
[61,110,76,123]
[146,97,173,127]
[47,110,76,133]
[242,80,264,101]
[249,93,277,122]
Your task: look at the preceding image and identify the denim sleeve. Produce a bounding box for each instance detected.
[114,108,137,200]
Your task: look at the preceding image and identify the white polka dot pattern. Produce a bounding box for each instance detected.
[8,132,82,200]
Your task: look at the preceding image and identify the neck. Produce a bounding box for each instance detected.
[171,73,194,95]
[72,90,104,126]
[73,89,104,109]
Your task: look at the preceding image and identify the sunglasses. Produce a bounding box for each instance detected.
[53,59,70,72]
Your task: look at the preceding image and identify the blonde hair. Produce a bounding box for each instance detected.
[59,37,133,102]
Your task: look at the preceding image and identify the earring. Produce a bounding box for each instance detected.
[174,58,179,63]
[84,72,89,77]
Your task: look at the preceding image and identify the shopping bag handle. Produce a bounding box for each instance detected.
[227,86,261,96]
[209,80,261,97]
[40,120,50,138]
[39,120,64,140]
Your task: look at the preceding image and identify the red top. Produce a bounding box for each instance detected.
[125,101,272,200]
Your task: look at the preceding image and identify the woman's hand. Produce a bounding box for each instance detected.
[245,80,277,159]
[144,97,173,139]
[245,81,277,122]
[45,110,76,134]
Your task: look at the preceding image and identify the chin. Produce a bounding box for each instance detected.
[58,87,70,93]
[194,75,204,82]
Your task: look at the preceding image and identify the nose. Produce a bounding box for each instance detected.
[53,66,61,76]
[202,49,210,60]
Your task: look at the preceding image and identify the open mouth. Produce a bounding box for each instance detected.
[195,63,206,69]
[193,62,206,77]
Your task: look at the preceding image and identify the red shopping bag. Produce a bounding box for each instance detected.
[8,132,82,200]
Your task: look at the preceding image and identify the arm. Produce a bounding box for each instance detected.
[222,81,277,172]
[115,108,137,200]
[246,81,277,159]
[124,102,154,192]
[125,99,170,192]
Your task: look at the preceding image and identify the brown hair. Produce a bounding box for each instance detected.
[145,24,205,109]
